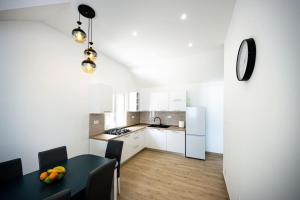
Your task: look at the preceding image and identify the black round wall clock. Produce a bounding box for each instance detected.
[236,38,256,81]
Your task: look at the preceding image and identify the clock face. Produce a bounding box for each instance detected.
[236,38,256,81]
[237,41,248,80]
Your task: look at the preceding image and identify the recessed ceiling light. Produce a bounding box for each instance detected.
[180,13,187,21]
[132,31,138,37]
[188,42,193,47]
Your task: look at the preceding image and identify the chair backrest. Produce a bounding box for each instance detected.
[85,159,116,200]
[38,146,67,170]
[105,140,123,177]
[44,189,71,200]
[0,158,23,184]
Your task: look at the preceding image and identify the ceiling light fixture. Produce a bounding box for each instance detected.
[72,13,86,43]
[72,4,97,74]
[132,31,138,37]
[180,13,187,21]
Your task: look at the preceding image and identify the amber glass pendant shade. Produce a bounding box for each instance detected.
[84,47,97,61]
[72,27,86,43]
[81,58,96,74]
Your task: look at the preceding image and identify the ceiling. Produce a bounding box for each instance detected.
[0,0,236,86]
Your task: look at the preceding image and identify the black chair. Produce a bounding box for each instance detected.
[44,189,71,200]
[0,158,23,184]
[85,159,116,200]
[38,146,67,170]
[105,140,123,194]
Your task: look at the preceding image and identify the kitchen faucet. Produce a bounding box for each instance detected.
[154,117,161,125]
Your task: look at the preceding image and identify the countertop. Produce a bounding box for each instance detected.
[90,124,185,141]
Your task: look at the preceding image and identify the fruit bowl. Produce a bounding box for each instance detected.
[39,166,66,184]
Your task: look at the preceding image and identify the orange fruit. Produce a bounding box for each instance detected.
[39,172,48,181]
[48,172,58,181]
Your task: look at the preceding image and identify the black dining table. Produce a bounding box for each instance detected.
[0,154,115,200]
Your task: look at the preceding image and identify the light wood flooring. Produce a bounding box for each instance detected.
[119,149,228,200]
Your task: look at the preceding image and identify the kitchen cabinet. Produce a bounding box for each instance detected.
[169,90,186,111]
[89,83,113,113]
[145,128,167,150]
[139,89,186,111]
[150,92,169,111]
[139,90,150,111]
[166,130,185,154]
[114,129,145,163]
[128,92,139,112]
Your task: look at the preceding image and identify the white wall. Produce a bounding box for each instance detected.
[0,21,136,174]
[140,81,224,153]
[134,47,224,87]
[224,1,300,200]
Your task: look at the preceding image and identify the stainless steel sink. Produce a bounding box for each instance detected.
[148,124,170,128]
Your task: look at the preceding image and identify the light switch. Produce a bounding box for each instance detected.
[93,120,99,125]
[167,115,172,119]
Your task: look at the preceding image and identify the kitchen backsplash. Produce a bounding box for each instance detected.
[89,113,105,136]
[89,111,185,136]
[140,111,186,126]
[127,112,140,126]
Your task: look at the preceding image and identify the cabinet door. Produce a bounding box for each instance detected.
[139,90,150,111]
[131,130,145,155]
[128,92,138,112]
[89,83,113,113]
[115,134,132,163]
[89,139,107,156]
[166,131,185,154]
[150,92,169,111]
[169,90,186,111]
[145,128,167,150]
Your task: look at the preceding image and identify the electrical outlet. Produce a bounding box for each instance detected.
[131,115,135,119]
[93,120,99,125]
[167,115,172,119]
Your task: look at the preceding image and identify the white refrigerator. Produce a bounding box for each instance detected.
[185,107,206,160]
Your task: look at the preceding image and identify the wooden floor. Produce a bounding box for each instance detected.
[119,149,228,200]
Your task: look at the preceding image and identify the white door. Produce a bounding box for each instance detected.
[186,135,205,159]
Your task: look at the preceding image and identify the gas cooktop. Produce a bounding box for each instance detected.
[104,128,130,135]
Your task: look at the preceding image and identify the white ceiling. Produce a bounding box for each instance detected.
[0,0,236,86]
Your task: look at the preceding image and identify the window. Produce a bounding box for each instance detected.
[105,93,127,129]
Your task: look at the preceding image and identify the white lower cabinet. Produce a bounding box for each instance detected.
[114,129,145,163]
[166,131,185,154]
[145,128,167,151]
[89,128,185,165]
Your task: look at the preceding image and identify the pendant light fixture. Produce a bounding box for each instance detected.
[72,4,97,74]
[72,13,86,43]
[84,18,97,61]
[82,18,97,74]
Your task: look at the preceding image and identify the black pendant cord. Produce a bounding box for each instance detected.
[87,18,90,48]
[90,18,93,46]
[77,12,82,26]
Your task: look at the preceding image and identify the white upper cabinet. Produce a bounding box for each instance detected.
[128,92,139,112]
[139,90,150,111]
[150,92,169,111]
[89,83,113,113]
[139,89,186,111]
[168,90,187,111]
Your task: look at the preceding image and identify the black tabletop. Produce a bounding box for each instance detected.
[0,154,112,200]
